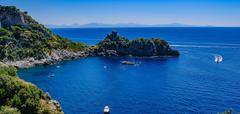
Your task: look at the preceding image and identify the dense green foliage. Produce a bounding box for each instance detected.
[0,6,86,61]
[0,63,17,76]
[0,106,21,114]
[48,35,86,52]
[0,63,63,114]
[98,31,129,55]
[98,31,180,56]
[0,25,86,61]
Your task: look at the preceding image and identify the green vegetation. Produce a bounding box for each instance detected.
[0,106,21,114]
[0,6,87,61]
[0,62,63,114]
[98,31,129,55]
[0,25,86,61]
[48,35,86,52]
[0,63,16,76]
[98,31,180,56]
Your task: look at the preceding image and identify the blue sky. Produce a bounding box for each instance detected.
[1,0,240,26]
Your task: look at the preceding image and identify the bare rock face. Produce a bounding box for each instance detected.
[0,6,28,27]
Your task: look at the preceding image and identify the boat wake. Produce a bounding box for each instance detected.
[171,44,240,48]
[170,42,240,48]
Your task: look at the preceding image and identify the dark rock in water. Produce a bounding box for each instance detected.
[96,31,180,57]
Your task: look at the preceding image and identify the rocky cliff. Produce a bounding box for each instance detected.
[0,6,87,67]
[96,31,180,57]
[0,6,37,28]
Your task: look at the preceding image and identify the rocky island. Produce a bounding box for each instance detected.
[94,31,179,57]
[0,5,179,114]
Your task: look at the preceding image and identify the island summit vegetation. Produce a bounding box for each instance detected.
[0,5,179,114]
[95,31,179,56]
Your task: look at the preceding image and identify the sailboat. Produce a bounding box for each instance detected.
[215,55,223,63]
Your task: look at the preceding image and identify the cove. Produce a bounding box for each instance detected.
[18,46,240,113]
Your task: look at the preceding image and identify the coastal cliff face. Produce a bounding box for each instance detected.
[96,31,180,56]
[0,6,28,28]
[0,6,87,68]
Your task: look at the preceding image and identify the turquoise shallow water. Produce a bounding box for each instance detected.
[18,28,240,113]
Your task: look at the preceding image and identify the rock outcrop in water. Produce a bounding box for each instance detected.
[95,31,179,57]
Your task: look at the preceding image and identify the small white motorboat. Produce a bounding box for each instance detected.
[104,106,110,114]
[215,55,223,63]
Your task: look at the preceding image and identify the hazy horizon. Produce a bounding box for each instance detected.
[1,0,240,27]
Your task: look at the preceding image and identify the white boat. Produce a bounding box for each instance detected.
[215,55,223,63]
[104,106,110,114]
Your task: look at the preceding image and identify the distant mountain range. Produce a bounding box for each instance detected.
[45,23,213,28]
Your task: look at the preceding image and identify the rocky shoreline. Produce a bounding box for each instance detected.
[4,48,179,69]
[4,50,88,68]
[3,30,181,69]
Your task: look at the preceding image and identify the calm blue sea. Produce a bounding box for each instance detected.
[18,27,240,114]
